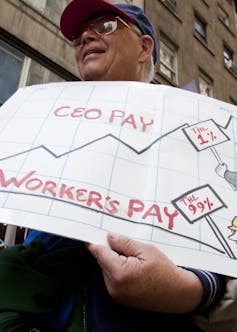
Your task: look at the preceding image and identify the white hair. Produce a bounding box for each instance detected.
[130,23,155,83]
[143,55,155,83]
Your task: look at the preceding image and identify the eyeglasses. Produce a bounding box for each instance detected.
[73,16,134,47]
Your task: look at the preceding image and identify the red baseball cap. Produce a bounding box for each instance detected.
[60,0,158,63]
[60,0,136,41]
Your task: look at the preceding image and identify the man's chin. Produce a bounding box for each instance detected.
[80,70,108,81]
[83,75,104,81]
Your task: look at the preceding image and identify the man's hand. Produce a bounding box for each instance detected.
[87,234,203,313]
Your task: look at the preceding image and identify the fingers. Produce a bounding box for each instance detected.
[87,233,144,275]
[107,233,141,257]
[87,239,122,273]
[88,233,156,264]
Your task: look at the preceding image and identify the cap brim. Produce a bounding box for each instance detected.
[60,0,136,41]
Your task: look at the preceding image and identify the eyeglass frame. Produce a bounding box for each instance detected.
[72,15,142,47]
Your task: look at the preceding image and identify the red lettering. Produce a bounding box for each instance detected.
[71,107,85,118]
[127,199,144,217]
[121,114,137,129]
[109,110,125,123]
[59,184,74,199]
[87,191,103,209]
[140,117,154,132]
[54,107,102,120]
[25,178,43,191]
[54,106,71,117]
[0,170,36,188]
[106,199,120,214]
[142,204,162,223]
[84,109,101,120]
[76,189,87,201]
[164,207,179,230]
[42,181,57,197]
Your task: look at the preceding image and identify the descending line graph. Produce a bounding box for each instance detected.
[0,188,225,254]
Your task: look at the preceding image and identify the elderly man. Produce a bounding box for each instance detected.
[0,1,226,331]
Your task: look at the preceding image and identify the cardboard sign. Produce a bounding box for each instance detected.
[0,81,237,277]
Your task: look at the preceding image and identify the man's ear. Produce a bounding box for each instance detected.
[138,35,154,63]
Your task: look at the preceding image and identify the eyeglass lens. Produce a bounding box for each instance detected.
[73,17,118,46]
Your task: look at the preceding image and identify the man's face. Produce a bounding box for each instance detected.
[74,15,144,81]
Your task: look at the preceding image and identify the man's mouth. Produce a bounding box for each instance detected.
[83,49,105,60]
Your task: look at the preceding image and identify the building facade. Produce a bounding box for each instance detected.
[0,0,76,107]
[0,0,237,244]
[147,0,237,104]
[118,0,237,103]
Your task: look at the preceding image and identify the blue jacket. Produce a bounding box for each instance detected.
[0,230,224,331]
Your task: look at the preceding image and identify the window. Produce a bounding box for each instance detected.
[22,0,70,25]
[199,71,213,97]
[167,0,176,6]
[160,0,177,12]
[218,5,229,27]
[25,60,65,86]
[161,0,177,6]
[194,15,207,44]
[159,39,178,83]
[0,41,24,106]
[0,39,65,106]
[223,45,237,77]
[44,0,69,25]
[0,39,66,244]
[223,45,233,65]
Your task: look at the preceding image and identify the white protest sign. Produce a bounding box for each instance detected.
[0,81,237,277]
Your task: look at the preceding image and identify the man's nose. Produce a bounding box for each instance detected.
[80,28,99,45]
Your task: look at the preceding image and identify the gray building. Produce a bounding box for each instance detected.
[0,0,237,244]
[146,0,237,103]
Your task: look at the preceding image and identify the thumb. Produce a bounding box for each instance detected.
[107,233,142,257]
